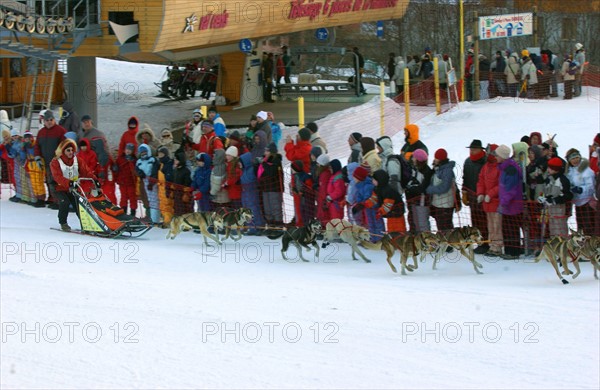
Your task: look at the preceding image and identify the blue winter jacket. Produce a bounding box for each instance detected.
[191,153,212,193]
[240,152,257,184]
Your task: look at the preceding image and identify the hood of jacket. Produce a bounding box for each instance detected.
[127,116,139,132]
[136,124,157,144]
[373,169,390,187]
[376,136,394,158]
[55,138,78,158]
[138,143,152,157]
[196,152,212,167]
[347,162,360,181]
[78,137,92,150]
[405,124,420,145]
[239,151,254,169]
[512,142,530,165]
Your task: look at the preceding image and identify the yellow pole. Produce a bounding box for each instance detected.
[380,81,385,137]
[434,57,441,115]
[404,68,410,126]
[298,97,305,128]
[200,105,207,119]
[460,0,465,102]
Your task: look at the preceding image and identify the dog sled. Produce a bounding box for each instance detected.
[54,178,152,238]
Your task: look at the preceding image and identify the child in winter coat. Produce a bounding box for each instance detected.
[172,150,193,216]
[191,152,212,212]
[315,154,332,226]
[368,169,406,234]
[325,159,347,221]
[77,138,99,195]
[157,146,174,226]
[224,146,242,209]
[258,142,284,229]
[115,143,138,216]
[135,144,160,224]
[349,165,374,230]
[240,151,265,235]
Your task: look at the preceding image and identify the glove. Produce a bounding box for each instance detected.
[69,180,79,188]
[352,203,365,214]
[94,180,101,188]
[477,195,484,204]
[34,156,43,169]
[461,191,469,206]
[537,195,546,204]
[571,186,583,194]
[326,195,332,202]
[484,195,491,203]
[97,171,106,179]
[112,164,119,172]
[193,191,202,201]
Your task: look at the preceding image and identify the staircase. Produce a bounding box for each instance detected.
[0,0,102,60]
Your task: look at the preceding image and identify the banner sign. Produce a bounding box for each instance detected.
[479,12,532,40]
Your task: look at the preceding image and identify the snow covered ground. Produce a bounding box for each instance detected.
[1,58,599,389]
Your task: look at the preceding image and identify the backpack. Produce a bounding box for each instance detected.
[567,61,578,76]
[386,155,414,191]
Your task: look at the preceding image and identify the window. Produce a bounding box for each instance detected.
[561,18,577,40]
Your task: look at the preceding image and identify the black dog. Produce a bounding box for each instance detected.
[267,218,321,262]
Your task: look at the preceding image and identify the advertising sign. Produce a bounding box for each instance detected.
[479,12,533,40]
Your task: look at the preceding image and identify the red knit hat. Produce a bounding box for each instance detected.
[353,166,369,182]
[434,148,448,161]
[547,157,563,171]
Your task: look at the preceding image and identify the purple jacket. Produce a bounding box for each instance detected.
[498,158,524,215]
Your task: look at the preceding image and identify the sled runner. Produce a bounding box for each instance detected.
[62,178,152,238]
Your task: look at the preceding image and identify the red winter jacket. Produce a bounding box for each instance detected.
[118,116,139,157]
[194,130,224,158]
[316,169,332,223]
[115,154,137,187]
[225,160,242,200]
[76,138,99,176]
[50,140,97,192]
[284,140,312,172]
[476,160,500,212]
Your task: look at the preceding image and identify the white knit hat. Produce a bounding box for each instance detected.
[225,146,238,158]
[494,144,511,160]
[316,154,330,166]
[256,111,268,120]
